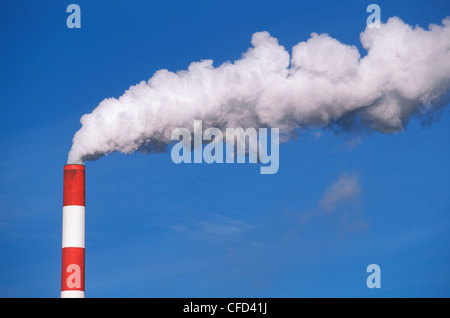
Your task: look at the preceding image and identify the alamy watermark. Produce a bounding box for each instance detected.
[66,4,81,29]
[366,4,381,28]
[170,120,279,174]
[366,264,381,288]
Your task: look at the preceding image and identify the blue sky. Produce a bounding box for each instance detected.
[0,0,449,297]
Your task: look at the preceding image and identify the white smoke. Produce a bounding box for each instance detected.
[67,16,450,164]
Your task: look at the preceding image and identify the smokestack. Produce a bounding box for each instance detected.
[61,164,85,298]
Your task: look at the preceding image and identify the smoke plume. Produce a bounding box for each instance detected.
[68,17,450,164]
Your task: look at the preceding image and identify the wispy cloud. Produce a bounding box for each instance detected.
[333,135,363,152]
[319,172,361,212]
[170,213,251,242]
[296,172,368,234]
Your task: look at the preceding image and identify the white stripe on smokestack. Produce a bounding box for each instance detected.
[62,206,85,248]
[61,164,85,298]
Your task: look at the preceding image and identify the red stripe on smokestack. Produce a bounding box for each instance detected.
[62,164,85,298]
[63,164,85,206]
[61,247,85,291]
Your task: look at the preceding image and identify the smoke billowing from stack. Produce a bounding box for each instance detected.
[67,16,450,164]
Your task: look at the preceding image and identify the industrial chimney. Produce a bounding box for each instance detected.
[61,164,85,298]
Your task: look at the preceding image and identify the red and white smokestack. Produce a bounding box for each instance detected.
[61,164,85,298]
